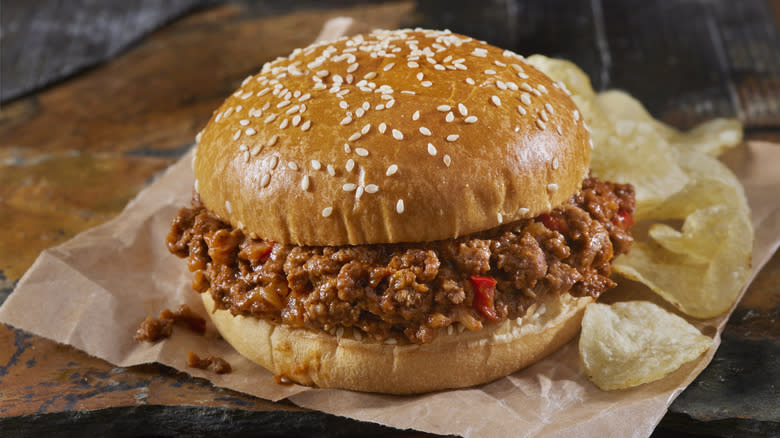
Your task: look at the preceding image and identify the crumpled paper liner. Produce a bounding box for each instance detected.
[3,140,778,437]
[1,22,779,436]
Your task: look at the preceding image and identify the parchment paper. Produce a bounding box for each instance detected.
[1,23,779,436]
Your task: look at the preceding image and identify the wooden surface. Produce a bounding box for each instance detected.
[1,1,778,437]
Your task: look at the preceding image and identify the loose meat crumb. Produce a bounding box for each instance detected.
[134,304,207,342]
[167,177,634,344]
[187,351,232,374]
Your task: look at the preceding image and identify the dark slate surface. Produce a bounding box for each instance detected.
[0,0,209,102]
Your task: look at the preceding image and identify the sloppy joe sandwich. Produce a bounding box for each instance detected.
[166,29,635,394]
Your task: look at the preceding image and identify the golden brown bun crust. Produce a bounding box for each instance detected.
[194,29,591,245]
[202,292,592,394]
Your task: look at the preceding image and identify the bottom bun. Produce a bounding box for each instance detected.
[202,291,592,394]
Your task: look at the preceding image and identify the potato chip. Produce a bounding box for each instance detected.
[579,301,713,390]
[668,118,743,157]
[614,205,752,318]
[640,149,748,221]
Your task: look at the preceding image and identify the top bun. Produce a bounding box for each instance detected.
[194,29,591,246]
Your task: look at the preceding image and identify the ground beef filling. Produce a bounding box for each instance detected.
[167,177,635,344]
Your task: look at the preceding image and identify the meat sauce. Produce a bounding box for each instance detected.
[167,177,634,344]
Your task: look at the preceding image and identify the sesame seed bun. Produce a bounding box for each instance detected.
[202,290,592,394]
[193,29,590,246]
[188,29,598,394]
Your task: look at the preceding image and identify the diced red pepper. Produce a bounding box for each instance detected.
[613,209,634,229]
[470,275,499,321]
[537,213,568,233]
[259,241,275,262]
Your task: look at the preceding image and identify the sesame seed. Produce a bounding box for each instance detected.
[545,103,555,114]
[427,143,437,155]
[344,143,351,153]
[241,91,253,99]
[298,93,311,102]
[355,186,364,199]
[361,123,371,134]
[458,103,468,116]
[556,124,563,135]
[516,105,527,115]
[518,207,529,215]
[396,199,405,214]
[343,183,357,192]
[239,119,249,126]
[355,108,365,118]
[412,110,420,120]
[496,81,507,90]
[443,154,451,167]
[484,69,496,75]
[327,164,335,176]
[538,84,548,93]
[465,77,475,85]
[464,116,478,123]
[386,99,396,108]
[301,175,310,191]
[232,130,241,140]
[288,161,298,170]
[362,101,370,111]
[257,88,270,96]
[421,81,433,87]
[375,104,385,110]
[365,184,378,193]
[277,100,291,109]
[316,69,329,77]
[494,60,507,67]
[540,110,549,122]
[301,120,311,131]
[446,134,459,142]
[383,62,395,71]
[321,207,333,217]
[520,93,531,105]
[339,101,349,109]
[378,122,387,133]
[416,72,424,81]
[346,63,358,73]
[225,200,232,214]
[267,134,279,146]
[491,95,502,106]
[311,159,321,170]
[536,119,546,130]
[269,155,279,169]
[245,127,257,136]
[265,114,278,123]
[364,71,377,80]
[408,61,419,68]
[355,147,369,157]
[279,119,289,129]
[286,105,300,115]
[497,212,503,223]
[348,132,361,142]
[445,112,454,122]
[420,126,432,136]
[392,129,404,140]
[292,115,301,126]
[552,157,559,169]
[521,83,534,92]
[547,183,558,192]
[437,105,451,111]
[340,116,352,126]
[573,110,580,121]
[386,164,398,176]
[260,174,270,188]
